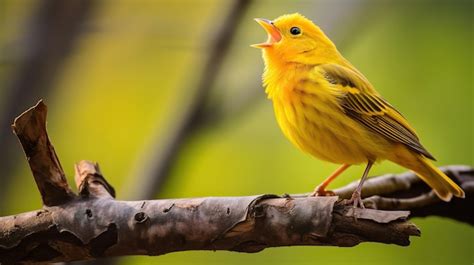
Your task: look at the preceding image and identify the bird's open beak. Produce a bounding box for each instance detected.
[251,18,282,48]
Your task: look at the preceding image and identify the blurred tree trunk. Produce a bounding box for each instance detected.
[126,0,253,200]
[0,0,95,211]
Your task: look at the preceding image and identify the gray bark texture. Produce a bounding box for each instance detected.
[0,101,471,264]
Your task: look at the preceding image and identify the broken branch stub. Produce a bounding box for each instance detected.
[75,160,116,198]
[11,100,75,206]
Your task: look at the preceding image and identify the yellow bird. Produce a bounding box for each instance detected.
[252,13,464,207]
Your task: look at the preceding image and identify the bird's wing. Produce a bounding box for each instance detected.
[316,63,435,160]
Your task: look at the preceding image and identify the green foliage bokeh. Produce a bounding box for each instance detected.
[1,0,472,264]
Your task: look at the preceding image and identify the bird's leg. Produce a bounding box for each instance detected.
[310,164,350,197]
[345,161,374,208]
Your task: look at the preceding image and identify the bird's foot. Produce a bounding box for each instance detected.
[309,186,336,197]
[343,190,365,209]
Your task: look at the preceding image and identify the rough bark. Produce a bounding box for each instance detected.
[0,191,418,264]
[0,101,471,264]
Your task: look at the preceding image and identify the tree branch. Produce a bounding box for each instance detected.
[335,165,474,224]
[2,102,472,264]
[0,180,418,264]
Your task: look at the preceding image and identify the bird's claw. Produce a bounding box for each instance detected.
[343,190,365,209]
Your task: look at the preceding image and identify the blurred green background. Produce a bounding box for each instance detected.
[1,0,472,264]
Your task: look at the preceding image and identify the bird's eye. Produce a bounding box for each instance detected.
[290,27,301,35]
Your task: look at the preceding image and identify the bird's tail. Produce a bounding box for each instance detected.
[415,156,465,201]
[389,146,465,201]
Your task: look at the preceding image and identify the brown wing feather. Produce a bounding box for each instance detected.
[318,63,435,160]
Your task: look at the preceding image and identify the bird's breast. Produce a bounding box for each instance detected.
[270,77,386,164]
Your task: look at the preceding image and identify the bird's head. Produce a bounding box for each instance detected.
[252,13,338,65]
